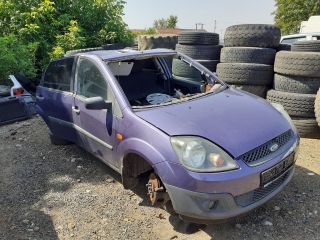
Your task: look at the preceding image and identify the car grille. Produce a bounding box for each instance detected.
[237,130,293,166]
[234,167,293,207]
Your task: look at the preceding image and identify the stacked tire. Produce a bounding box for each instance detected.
[173,31,221,82]
[217,24,281,98]
[138,35,178,51]
[267,40,320,138]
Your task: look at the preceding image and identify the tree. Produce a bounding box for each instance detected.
[274,0,320,34]
[0,0,134,80]
[0,35,37,83]
[153,15,178,29]
[167,15,178,29]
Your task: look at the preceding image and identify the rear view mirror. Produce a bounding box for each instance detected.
[84,97,112,111]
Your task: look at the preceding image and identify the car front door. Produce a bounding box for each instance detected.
[72,57,122,170]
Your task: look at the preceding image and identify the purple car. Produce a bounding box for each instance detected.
[36,48,299,223]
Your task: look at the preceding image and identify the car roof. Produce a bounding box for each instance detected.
[75,48,177,61]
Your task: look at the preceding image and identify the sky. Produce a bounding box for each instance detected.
[123,0,276,35]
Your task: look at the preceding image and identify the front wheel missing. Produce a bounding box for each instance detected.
[146,173,177,215]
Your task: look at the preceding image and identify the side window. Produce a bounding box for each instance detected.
[42,58,74,91]
[76,58,108,100]
[76,58,122,117]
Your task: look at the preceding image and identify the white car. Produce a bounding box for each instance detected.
[281,32,320,45]
[0,75,36,125]
[0,75,30,97]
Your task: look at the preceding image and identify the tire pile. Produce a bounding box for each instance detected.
[267,40,320,137]
[216,24,281,98]
[138,35,178,51]
[172,31,221,82]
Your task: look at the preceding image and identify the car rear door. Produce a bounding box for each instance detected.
[36,57,78,142]
[72,56,122,170]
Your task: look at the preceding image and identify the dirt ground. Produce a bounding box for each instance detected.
[0,116,319,240]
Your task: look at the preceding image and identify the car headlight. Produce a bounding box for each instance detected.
[271,103,297,131]
[171,136,239,172]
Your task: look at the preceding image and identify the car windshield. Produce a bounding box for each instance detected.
[281,36,306,44]
[106,54,226,109]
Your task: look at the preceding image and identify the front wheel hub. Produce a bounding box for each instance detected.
[146,173,164,205]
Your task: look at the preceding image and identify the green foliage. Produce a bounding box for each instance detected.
[153,15,178,29]
[0,35,37,83]
[167,15,178,29]
[50,20,85,59]
[274,0,320,34]
[0,0,133,79]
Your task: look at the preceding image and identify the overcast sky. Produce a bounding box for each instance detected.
[124,0,276,35]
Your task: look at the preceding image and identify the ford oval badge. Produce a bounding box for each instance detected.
[269,143,279,152]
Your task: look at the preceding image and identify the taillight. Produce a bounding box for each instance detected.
[13,87,24,96]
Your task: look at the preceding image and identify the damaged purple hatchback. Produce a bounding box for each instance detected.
[36,49,299,223]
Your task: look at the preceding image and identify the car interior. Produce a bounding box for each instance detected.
[108,56,212,107]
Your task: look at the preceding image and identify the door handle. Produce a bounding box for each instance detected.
[72,106,80,114]
[36,95,44,100]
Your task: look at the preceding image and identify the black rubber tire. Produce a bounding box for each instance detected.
[230,85,269,98]
[266,90,315,118]
[291,40,320,52]
[138,35,178,50]
[178,31,219,45]
[315,90,320,127]
[276,44,291,52]
[224,24,281,48]
[216,63,273,85]
[220,47,276,64]
[197,60,219,72]
[49,134,72,145]
[172,59,202,78]
[65,47,103,57]
[172,59,219,78]
[175,44,222,60]
[274,74,320,94]
[274,51,320,77]
[292,118,320,138]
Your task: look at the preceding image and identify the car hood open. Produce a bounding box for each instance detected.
[135,88,291,157]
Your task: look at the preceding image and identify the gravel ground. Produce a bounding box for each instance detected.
[0,116,319,240]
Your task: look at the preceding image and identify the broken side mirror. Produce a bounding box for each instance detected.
[84,96,112,111]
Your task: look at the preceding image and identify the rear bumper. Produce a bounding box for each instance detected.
[164,167,294,222]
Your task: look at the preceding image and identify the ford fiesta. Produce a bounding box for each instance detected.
[36,48,299,223]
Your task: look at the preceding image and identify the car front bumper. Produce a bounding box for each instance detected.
[164,166,294,222]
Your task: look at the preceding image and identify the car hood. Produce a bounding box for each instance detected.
[135,88,291,157]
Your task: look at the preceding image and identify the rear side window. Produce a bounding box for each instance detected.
[42,58,74,91]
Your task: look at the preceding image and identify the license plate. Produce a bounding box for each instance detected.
[261,153,295,186]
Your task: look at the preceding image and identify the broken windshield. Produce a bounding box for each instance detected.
[106,53,226,110]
